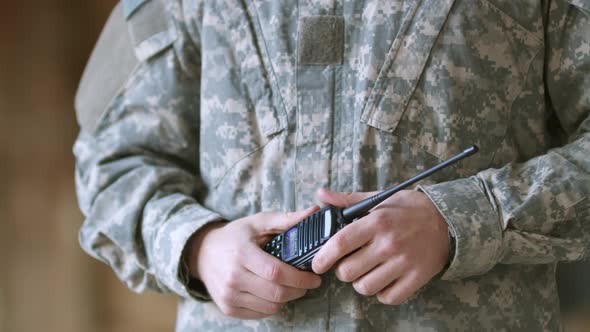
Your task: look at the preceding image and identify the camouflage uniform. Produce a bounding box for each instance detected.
[73,0,590,330]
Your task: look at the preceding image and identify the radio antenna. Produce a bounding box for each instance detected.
[341,145,479,222]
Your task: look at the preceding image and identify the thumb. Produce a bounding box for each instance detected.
[315,187,376,208]
[255,205,320,234]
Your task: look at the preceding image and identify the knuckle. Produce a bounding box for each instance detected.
[225,269,241,289]
[383,237,400,255]
[374,217,390,232]
[333,234,348,252]
[220,305,236,317]
[264,263,281,282]
[225,278,239,290]
[218,288,236,305]
[271,286,287,302]
[398,253,412,269]
[344,192,355,206]
[293,275,309,289]
[375,242,393,259]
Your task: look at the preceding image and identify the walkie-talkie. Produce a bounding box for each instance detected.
[263,145,479,270]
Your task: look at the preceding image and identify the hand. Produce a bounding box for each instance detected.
[311,188,449,305]
[186,206,322,319]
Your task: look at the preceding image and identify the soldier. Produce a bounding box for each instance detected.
[74,0,590,330]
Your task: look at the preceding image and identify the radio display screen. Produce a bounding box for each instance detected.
[283,227,298,260]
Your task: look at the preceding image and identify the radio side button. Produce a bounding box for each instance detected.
[312,214,317,247]
[322,210,332,240]
[303,218,309,252]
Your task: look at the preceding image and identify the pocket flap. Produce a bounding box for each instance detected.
[361,0,456,133]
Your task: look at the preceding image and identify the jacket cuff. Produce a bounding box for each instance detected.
[418,177,503,280]
[152,205,223,300]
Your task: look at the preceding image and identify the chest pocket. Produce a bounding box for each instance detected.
[360,0,542,167]
[198,2,288,188]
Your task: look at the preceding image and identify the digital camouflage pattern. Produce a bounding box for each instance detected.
[74,0,590,330]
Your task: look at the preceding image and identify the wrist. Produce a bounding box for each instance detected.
[186,221,225,280]
[417,190,450,267]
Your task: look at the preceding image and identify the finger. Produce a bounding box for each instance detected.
[232,292,285,315]
[351,258,406,296]
[245,246,322,289]
[333,244,382,282]
[256,205,320,234]
[315,188,377,208]
[237,272,307,303]
[218,304,274,320]
[376,271,427,305]
[312,218,373,274]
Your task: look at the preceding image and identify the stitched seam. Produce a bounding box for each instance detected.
[360,0,422,123]
[134,28,177,61]
[293,1,300,214]
[396,1,456,119]
[472,179,504,269]
[213,130,286,189]
[490,46,544,168]
[246,0,290,124]
[479,0,543,43]
[92,62,142,133]
[362,0,456,133]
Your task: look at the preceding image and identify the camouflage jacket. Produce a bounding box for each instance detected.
[74,0,590,330]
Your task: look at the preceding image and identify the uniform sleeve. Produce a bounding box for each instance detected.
[419,1,590,280]
[74,0,218,299]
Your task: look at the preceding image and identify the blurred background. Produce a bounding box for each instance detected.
[0,1,588,332]
[0,1,177,331]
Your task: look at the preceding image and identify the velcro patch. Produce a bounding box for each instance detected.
[298,16,344,65]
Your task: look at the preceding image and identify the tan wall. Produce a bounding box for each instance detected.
[0,1,588,332]
[0,1,176,331]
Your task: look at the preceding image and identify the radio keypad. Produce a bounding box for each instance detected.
[266,208,333,263]
[264,235,282,259]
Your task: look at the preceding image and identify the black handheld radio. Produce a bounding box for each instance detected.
[263,145,479,270]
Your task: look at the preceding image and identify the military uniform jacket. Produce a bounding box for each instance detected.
[74,0,590,330]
